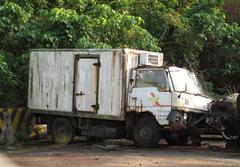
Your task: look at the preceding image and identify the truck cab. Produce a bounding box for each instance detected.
[128,66,212,147]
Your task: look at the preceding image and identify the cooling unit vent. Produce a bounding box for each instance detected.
[139,53,163,67]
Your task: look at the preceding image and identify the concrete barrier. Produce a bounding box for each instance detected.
[0,108,28,145]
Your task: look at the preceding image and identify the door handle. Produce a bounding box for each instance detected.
[76,91,85,96]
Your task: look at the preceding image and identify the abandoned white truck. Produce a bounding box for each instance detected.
[28,49,212,147]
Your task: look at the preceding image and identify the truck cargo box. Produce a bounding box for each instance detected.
[28,49,163,120]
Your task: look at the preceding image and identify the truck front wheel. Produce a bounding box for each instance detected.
[133,117,160,148]
[51,117,74,144]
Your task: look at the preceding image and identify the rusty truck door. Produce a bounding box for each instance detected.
[74,56,100,112]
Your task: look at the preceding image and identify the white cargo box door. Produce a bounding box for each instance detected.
[75,57,99,112]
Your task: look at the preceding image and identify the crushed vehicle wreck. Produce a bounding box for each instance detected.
[28,49,212,147]
[207,93,240,143]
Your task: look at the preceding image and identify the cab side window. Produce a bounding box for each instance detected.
[135,69,168,91]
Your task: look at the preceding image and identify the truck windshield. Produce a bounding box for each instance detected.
[169,67,205,95]
[135,69,169,91]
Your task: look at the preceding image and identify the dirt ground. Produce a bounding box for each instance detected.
[1,139,240,167]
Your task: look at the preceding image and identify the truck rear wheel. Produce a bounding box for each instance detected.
[51,118,74,144]
[133,117,160,148]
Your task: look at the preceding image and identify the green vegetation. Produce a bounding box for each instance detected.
[0,0,240,106]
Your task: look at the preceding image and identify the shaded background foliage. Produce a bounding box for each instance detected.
[0,0,240,106]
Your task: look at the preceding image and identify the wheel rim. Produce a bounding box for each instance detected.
[139,126,152,141]
[55,125,69,141]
